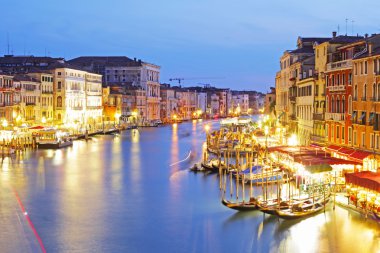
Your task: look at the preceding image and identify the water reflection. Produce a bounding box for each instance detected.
[0,121,379,253]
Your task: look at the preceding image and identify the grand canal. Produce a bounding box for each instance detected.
[0,120,379,253]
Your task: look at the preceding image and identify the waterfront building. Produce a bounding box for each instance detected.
[160,85,177,122]
[68,56,161,121]
[210,93,220,117]
[324,35,364,150]
[276,37,330,135]
[264,87,275,115]
[85,73,103,130]
[27,72,54,124]
[196,92,207,116]
[13,74,41,124]
[49,66,87,127]
[231,93,249,115]
[0,74,16,125]
[351,34,380,172]
[174,89,197,120]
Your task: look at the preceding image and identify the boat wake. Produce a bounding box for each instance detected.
[169,150,192,167]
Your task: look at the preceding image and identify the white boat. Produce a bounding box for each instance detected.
[36,129,73,149]
[0,147,15,155]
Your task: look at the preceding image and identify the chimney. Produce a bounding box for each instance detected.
[368,42,373,56]
[332,31,337,38]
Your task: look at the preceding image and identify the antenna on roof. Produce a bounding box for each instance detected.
[345,18,348,35]
[6,32,10,55]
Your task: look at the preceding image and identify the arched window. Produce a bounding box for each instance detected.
[354,85,358,100]
[336,97,340,113]
[372,83,376,101]
[326,96,329,113]
[57,96,62,107]
[348,95,352,114]
[363,84,367,100]
[331,96,335,113]
[377,83,380,101]
[342,95,346,113]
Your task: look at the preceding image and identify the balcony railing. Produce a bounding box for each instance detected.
[328,85,345,92]
[326,59,352,71]
[42,91,53,94]
[313,113,325,121]
[325,112,345,121]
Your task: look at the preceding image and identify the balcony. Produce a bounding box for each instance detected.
[328,85,345,92]
[26,102,36,106]
[325,112,345,121]
[313,113,325,121]
[42,90,53,94]
[326,59,352,71]
[289,95,296,103]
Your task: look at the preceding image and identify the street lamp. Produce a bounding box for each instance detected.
[2,119,8,129]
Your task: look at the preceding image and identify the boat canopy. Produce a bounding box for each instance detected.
[345,171,380,192]
[220,118,238,125]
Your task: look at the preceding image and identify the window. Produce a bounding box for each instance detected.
[361,132,366,147]
[376,134,380,149]
[361,62,363,75]
[342,126,345,141]
[342,73,345,85]
[349,73,352,85]
[331,96,335,113]
[349,127,352,143]
[355,63,358,75]
[331,125,334,139]
[365,61,368,74]
[58,72,61,76]
[353,130,357,145]
[342,96,345,113]
[336,126,340,139]
[370,133,375,148]
[57,81,61,90]
[373,83,376,101]
[363,84,367,100]
[57,96,62,107]
[354,85,358,100]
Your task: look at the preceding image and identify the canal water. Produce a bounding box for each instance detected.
[0,119,379,253]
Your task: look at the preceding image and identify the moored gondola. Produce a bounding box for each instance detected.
[221,197,258,211]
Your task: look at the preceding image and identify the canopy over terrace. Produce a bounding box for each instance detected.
[268,146,361,173]
[345,171,380,192]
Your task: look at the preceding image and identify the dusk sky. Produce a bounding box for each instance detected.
[2,0,380,92]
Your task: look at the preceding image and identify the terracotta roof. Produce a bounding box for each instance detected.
[67,56,144,67]
[13,74,39,82]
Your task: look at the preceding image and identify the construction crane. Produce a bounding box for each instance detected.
[168,78,184,84]
[169,77,224,85]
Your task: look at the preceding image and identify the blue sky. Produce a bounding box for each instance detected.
[1,0,380,92]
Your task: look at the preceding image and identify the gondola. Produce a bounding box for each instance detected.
[201,159,219,172]
[257,199,291,215]
[275,196,330,220]
[221,197,258,211]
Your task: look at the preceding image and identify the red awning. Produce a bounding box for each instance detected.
[29,126,45,130]
[337,147,355,156]
[349,150,372,161]
[345,171,380,192]
[327,145,341,151]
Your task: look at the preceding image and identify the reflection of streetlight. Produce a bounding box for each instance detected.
[115,113,121,127]
[205,124,210,147]
[2,119,8,129]
[42,116,47,124]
